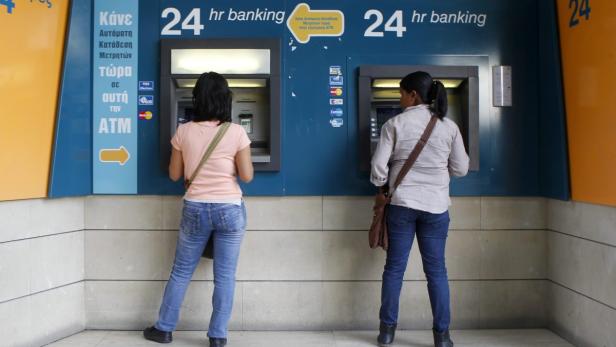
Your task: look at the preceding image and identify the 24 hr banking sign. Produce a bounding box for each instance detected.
[93,0,138,194]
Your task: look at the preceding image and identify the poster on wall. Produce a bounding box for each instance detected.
[93,0,139,194]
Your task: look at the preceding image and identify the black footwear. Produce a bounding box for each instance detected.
[377,322,396,346]
[209,337,228,347]
[143,326,172,344]
[433,329,454,347]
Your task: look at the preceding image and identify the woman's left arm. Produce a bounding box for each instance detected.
[169,148,184,181]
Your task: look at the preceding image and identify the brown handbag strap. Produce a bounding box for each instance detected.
[390,115,439,197]
[185,122,231,189]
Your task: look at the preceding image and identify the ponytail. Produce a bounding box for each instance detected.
[400,71,448,119]
[428,81,448,119]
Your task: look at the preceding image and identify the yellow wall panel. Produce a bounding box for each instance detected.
[0,1,69,201]
[557,0,616,207]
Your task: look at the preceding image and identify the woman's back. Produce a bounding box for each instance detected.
[171,121,251,201]
[371,104,469,214]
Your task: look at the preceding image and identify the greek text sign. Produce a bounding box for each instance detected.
[93,0,139,194]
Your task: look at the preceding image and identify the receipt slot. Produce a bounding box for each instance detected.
[358,65,480,172]
[160,39,281,171]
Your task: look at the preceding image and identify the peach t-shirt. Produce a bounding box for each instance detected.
[171,121,251,203]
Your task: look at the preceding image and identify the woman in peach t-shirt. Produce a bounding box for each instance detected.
[144,72,253,347]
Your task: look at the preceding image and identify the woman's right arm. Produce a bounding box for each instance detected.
[235,146,254,183]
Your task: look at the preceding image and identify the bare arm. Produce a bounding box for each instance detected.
[169,148,184,182]
[235,146,254,183]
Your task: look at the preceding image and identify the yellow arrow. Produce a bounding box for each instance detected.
[286,3,345,44]
[99,146,130,165]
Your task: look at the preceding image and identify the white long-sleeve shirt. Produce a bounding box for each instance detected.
[370,104,470,214]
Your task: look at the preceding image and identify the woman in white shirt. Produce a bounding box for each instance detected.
[371,71,469,347]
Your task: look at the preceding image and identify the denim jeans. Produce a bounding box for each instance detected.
[155,200,246,338]
[380,204,451,332]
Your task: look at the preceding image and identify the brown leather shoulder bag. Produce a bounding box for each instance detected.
[369,116,438,250]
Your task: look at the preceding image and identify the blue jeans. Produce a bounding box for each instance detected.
[380,204,451,332]
[155,200,246,338]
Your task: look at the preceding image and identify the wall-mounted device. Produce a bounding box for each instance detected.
[492,65,512,107]
[160,39,281,171]
[358,65,480,172]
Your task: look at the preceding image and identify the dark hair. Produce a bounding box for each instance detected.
[399,71,448,119]
[192,72,233,123]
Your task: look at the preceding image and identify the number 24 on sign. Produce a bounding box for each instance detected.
[1,0,16,14]
[569,0,591,28]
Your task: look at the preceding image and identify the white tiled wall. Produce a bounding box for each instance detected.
[0,198,85,347]
[83,196,549,330]
[0,197,84,243]
[547,199,616,347]
[0,195,559,344]
[0,279,85,347]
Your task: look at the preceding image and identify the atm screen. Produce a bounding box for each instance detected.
[178,107,193,125]
[375,106,402,135]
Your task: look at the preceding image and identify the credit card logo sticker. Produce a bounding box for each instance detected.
[330,118,344,128]
[138,81,154,91]
[138,95,154,106]
[329,66,342,75]
[330,98,344,105]
[330,87,343,97]
[330,108,344,117]
[329,75,343,86]
[139,111,153,120]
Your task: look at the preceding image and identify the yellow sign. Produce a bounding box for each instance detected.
[557,0,616,207]
[99,147,131,165]
[286,3,344,44]
[0,1,69,200]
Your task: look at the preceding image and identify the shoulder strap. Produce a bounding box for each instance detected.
[185,122,231,189]
[390,116,439,196]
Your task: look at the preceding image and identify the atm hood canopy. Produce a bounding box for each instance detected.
[171,49,271,75]
[175,78,267,89]
[372,78,464,89]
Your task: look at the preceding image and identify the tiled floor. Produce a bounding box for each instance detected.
[47,329,574,347]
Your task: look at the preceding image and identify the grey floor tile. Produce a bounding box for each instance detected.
[44,331,108,346]
[47,329,574,347]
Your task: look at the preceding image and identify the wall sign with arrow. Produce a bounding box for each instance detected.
[286,3,345,44]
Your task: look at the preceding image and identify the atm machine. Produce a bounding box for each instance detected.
[358,65,480,172]
[160,39,281,171]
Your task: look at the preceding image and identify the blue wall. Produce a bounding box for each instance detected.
[537,0,570,200]
[49,0,92,197]
[49,0,570,199]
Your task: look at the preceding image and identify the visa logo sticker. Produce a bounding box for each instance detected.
[329,75,344,86]
[138,81,154,91]
[138,95,154,106]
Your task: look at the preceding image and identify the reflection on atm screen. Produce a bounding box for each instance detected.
[376,107,402,132]
[178,107,194,126]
